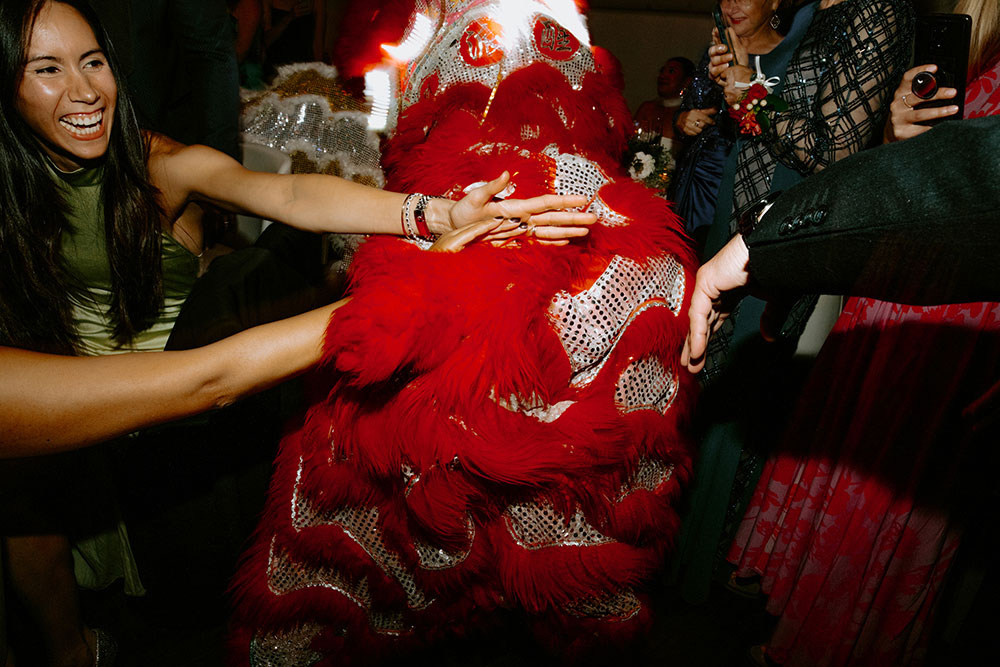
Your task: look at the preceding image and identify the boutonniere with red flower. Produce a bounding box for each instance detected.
[729,82,788,136]
[727,56,788,136]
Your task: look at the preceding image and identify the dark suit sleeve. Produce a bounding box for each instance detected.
[745,116,1000,305]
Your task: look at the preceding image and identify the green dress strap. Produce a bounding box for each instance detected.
[50,160,199,354]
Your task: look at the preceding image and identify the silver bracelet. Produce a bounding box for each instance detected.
[401,193,437,240]
[400,192,421,239]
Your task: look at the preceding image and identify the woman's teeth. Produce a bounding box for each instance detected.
[60,110,103,136]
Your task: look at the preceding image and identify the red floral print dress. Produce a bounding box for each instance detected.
[727,57,1000,666]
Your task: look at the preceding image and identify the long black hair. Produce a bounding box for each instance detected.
[0,0,163,353]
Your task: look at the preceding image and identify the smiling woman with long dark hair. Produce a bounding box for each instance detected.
[0,0,163,355]
[0,1,597,661]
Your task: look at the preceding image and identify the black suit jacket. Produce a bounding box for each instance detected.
[746,116,999,304]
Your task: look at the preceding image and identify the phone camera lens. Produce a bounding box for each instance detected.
[911,71,939,99]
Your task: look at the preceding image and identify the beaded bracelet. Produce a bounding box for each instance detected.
[401,193,436,239]
[412,194,432,237]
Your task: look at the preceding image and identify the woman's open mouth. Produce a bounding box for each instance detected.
[60,109,104,139]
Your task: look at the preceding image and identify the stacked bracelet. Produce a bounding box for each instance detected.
[412,194,432,237]
[401,193,436,239]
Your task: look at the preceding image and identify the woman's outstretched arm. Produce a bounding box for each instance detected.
[0,300,345,458]
[147,134,596,241]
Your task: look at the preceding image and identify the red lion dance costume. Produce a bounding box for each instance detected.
[231,1,696,663]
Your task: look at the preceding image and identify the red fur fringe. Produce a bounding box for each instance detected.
[233,6,697,663]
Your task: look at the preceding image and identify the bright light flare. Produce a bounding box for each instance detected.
[493,0,591,50]
[364,68,393,131]
[382,13,434,62]
[493,0,534,49]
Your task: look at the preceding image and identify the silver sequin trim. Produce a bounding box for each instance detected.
[249,623,324,667]
[494,389,577,423]
[591,194,630,227]
[565,589,642,622]
[543,145,607,206]
[266,538,371,609]
[414,517,476,570]
[520,399,576,422]
[401,5,595,112]
[541,145,630,228]
[290,458,434,610]
[470,142,630,228]
[504,502,614,550]
[565,300,665,389]
[368,611,414,637]
[614,357,678,415]
[617,458,675,502]
[241,65,383,186]
[262,543,414,646]
[548,255,685,388]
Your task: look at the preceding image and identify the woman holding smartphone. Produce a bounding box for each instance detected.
[728,2,999,665]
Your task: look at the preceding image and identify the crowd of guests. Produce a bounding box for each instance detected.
[666,0,999,665]
[1,0,998,665]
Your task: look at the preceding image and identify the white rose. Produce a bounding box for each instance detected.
[629,151,655,180]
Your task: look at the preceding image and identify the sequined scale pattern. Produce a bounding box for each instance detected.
[266,539,372,607]
[504,503,615,550]
[614,357,678,415]
[250,624,324,667]
[618,458,676,502]
[241,63,384,188]
[541,146,628,227]
[414,519,476,570]
[499,254,684,418]
[400,2,595,111]
[548,254,685,384]
[290,460,434,611]
[565,589,642,621]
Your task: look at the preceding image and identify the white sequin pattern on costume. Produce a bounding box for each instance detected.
[618,457,676,502]
[265,539,371,607]
[250,622,324,667]
[504,503,614,550]
[614,357,678,415]
[398,1,595,112]
[496,254,683,421]
[413,517,476,570]
[287,458,435,610]
[565,589,642,621]
[468,143,628,227]
[541,145,629,227]
[548,255,685,388]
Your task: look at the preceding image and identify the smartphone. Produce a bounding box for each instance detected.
[712,4,732,66]
[913,13,971,124]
